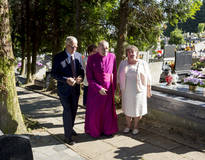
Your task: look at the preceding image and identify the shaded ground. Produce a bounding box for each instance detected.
[17,85,205,160]
[24,84,205,153]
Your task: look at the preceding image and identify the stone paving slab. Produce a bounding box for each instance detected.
[171,146,205,160]
[143,134,182,150]
[103,135,144,148]
[73,140,115,159]
[29,131,85,160]
[17,87,205,160]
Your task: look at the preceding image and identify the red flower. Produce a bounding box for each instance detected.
[165,75,173,84]
[157,50,162,54]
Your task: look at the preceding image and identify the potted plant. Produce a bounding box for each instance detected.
[183,70,204,91]
[192,56,205,71]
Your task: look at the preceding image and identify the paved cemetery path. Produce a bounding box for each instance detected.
[17,86,205,160]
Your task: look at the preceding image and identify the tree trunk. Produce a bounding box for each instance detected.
[0,0,27,134]
[20,0,26,76]
[20,53,26,76]
[31,0,40,79]
[47,1,62,92]
[25,0,32,83]
[31,30,38,80]
[116,0,130,67]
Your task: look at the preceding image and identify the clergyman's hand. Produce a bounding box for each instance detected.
[99,88,107,95]
[66,77,76,86]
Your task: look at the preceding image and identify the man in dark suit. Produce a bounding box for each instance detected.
[51,36,84,145]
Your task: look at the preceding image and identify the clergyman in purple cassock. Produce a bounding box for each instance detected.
[85,40,118,138]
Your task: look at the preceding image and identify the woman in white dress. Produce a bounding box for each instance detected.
[117,45,152,135]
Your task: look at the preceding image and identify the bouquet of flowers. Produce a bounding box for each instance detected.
[192,56,205,71]
[152,50,163,59]
[165,74,173,85]
[168,61,175,71]
[183,70,204,86]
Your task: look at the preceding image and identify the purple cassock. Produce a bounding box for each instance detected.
[85,52,118,137]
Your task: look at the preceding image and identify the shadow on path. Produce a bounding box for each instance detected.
[17,87,205,160]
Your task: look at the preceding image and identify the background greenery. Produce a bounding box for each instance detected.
[7,0,203,82]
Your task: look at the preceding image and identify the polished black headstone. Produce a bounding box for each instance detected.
[0,135,33,160]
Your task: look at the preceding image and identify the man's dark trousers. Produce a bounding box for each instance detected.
[58,88,79,139]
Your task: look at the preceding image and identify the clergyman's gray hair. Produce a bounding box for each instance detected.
[98,40,109,47]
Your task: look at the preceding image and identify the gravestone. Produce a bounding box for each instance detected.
[35,54,48,80]
[164,45,176,59]
[175,51,193,72]
[0,135,33,160]
[16,54,52,81]
[161,45,176,80]
[0,129,3,136]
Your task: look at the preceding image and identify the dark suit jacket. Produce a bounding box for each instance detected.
[51,50,84,97]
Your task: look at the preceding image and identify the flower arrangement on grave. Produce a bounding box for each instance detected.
[139,54,143,59]
[192,56,205,71]
[168,61,175,71]
[17,61,44,72]
[36,61,43,66]
[165,70,173,85]
[16,62,22,72]
[152,50,163,59]
[183,70,204,87]
[185,46,191,51]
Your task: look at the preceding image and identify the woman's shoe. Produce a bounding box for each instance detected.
[132,129,139,135]
[123,127,130,133]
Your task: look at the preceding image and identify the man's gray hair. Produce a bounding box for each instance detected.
[65,36,78,46]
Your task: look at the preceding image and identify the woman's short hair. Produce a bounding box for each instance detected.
[87,44,97,54]
[125,45,139,56]
[65,36,78,46]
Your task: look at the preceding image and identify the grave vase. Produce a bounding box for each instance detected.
[189,85,197,92]
[149,61,163,85]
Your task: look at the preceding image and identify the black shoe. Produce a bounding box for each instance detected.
[105,134,114,138]
[64,138,76,145]
[101,133,114,138]
[72,130,78,136]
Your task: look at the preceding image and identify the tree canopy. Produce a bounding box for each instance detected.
[165,0,204,35]
[8,0,203,77]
